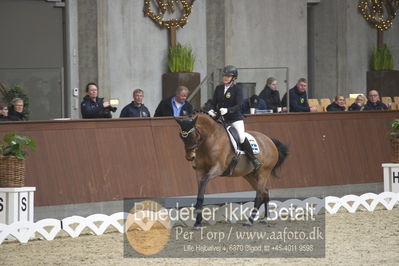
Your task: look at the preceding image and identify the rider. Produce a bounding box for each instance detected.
[207,65,263,170]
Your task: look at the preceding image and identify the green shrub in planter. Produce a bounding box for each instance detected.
[168,43,195,72]
[372,44,394,71]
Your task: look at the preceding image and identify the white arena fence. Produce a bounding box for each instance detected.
[1,192,398,244]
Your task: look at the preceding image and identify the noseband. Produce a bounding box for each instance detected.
[180,127,202,153]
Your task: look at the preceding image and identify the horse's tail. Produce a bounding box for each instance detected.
[270,138,289,178]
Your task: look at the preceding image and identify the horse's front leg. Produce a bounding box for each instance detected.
[193,169,218,228]
[193,176,211,228]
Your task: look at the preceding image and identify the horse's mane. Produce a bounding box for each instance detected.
[192,110,224,123]
[190,110,222,133]
[191,109,211,117]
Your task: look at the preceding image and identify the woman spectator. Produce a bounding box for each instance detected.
[8,98,28,121]
[348,95,366,111]
[0,102,9,121]
[326,96,346,112]
[259,77,281,113]
[81,82,112,119]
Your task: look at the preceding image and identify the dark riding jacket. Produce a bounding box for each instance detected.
[326,102,346,112]
[259,86,281,113]
[281,86,310,112]
[348,103,364,111]
[0,115,10,121]
[120,102,151,118]
[81,95,112,119]
[8,107,28,121]
[154,96,193,117]
[364,101,388,111]
[210,83,244,123]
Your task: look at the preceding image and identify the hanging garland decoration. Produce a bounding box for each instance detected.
[358,0,399,31]
[144,0,196,29]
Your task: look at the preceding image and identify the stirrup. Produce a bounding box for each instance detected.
[251,158,263,171]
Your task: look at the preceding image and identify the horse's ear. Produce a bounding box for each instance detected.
[193,116,198,125]
[174,117,182,126]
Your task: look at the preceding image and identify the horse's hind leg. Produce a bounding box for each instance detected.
[244,169,272,226]
[244,191,264,226]
[260,189,270,223]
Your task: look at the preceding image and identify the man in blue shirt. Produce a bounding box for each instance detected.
[154,86,193,117]
[281,78,317,112]
[120,89,151,118]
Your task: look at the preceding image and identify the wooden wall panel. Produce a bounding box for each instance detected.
[0,112,396,206]
[245,112,394,188]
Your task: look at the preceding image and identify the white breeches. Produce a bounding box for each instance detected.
[231,120,246,143]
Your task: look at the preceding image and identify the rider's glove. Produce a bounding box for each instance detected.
[219,108,228,116]
[208,109,217,117]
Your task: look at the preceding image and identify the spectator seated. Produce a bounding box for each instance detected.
[242,95,267,114]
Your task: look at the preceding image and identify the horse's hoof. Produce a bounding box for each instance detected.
[259,219,271,226]
[193,224,202,230]
[243,221,253,227]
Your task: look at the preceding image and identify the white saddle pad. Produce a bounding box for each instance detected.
[226,127,260,155]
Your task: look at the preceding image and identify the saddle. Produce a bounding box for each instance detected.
[221,126,261,176]
[225,126,260,155]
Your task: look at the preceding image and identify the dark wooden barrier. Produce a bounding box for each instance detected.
[0,111,396,206]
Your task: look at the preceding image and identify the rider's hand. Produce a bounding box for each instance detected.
[219,108,228,116]
[208,109,217,117]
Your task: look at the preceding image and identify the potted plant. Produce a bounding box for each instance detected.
[162,43,201,109]
[358,1,399,98]
[389,119,399,163]
[367,45,399,98]
[371,45,394,71]
[0,132,37,187]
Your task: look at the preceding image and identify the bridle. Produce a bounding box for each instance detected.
[179,126,203,153]
[180,127,196,139]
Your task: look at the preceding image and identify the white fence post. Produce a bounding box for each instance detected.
[0,187,36,225]
[382,164,399,193]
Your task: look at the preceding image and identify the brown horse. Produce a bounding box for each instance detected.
[175,112,289,227]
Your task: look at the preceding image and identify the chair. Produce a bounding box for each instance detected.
[320,98,331,111]
[393,97,399,110]
[308,99,324,112]
[381,97,394,110]
[345,98,355,108]
[308,99,320,108]
[382,96,393,105]
[316,105,324,112]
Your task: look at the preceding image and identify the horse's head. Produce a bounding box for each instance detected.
[175,116,201,161]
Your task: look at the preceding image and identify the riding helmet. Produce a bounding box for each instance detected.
[223,65,238,78]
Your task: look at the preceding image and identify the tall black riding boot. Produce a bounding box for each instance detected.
[241,138,263,171]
